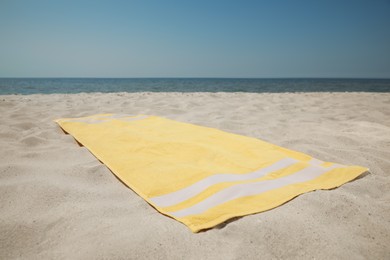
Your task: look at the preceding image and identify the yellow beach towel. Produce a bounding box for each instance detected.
[56,114,367,232]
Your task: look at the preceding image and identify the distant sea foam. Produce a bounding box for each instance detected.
[0,78,389,95]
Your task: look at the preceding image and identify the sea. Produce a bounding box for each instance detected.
[0,78,389,95]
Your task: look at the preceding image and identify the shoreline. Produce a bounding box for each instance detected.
[1,90,389,96]
[1,92,389,258]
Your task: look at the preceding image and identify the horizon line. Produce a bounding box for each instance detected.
[1,77,390,80]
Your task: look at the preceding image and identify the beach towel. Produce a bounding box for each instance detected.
[55,114,368,232]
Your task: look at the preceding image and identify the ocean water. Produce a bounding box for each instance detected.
[0,78,389,95]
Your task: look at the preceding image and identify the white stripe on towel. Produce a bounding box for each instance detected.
[169,163,343,218]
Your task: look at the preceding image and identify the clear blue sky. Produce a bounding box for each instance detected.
[0,0,389,78]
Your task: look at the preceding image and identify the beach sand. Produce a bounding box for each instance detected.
[1,92,389,259]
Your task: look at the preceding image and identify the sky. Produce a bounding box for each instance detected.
[0,0,389,78]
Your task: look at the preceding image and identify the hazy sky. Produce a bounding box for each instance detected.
[1,0,389,78]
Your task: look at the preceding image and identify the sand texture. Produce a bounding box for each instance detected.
[1,92,389,259]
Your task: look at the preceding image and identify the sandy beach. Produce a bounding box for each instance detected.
[1,92,389,259]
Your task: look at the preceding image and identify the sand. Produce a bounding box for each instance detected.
[1,92,389,259]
